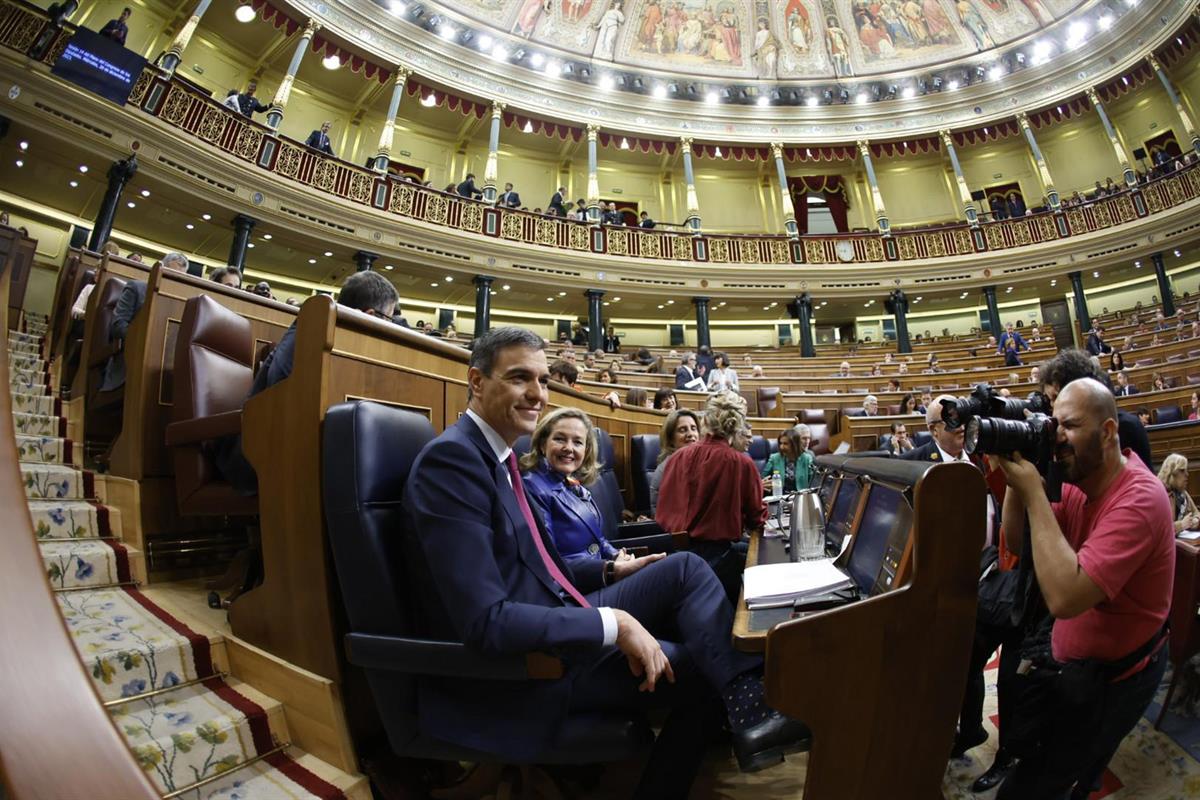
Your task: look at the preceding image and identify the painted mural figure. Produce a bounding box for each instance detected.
[825,15,851,75]
[593,0,625,57]
[921,0,954,43]
[955,0,994,48]
[752,17,779,76]
[514,0,551,35]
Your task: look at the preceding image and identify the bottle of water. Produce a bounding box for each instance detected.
[771,470,783,498]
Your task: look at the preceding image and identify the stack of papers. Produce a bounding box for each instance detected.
[743,560,854,609]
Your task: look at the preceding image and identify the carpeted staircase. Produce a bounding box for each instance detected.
[8,316,366,800]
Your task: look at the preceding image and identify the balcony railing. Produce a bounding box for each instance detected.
[3,0,1199,267]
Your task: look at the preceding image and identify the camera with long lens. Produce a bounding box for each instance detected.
[939,383,1051,430]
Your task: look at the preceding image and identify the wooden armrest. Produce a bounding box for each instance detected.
[164,410,243,446]
[344,633,564,680]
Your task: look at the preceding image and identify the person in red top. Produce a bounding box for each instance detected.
[656,391,768,602]
[994,378,1174,799]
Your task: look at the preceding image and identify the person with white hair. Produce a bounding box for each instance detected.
[862,394,880,416]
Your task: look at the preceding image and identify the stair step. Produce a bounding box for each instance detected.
[11,393,59,416]
[40,538,134,589]
[8,374,48,395]
[29,498,111,539]
[15,434,77,466]
[21,462,92,499]
[13,411,65,438]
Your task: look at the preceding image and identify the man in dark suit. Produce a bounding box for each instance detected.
[497,182,521,208]
[1113,370,1139,396]
[1085,325,1110,356]
[675,352,705,391]
[304,121,335,156]
[233,81,268,119]
[639,211,656,228]
[456,173,483,199]
[548,186,567,216]
[100,251,189,391]
[403,327,809,795]
[99,6,130,45]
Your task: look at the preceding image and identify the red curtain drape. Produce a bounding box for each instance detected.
[788,176,849,233]
[794,193,809,233]
[826,193,849,232]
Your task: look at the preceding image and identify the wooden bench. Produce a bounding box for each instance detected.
[3,227,36,331]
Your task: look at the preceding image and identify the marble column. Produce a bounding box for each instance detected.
[693,296,711,350]
[585,289,605,352]
[372,67,410,173]
[681,137,701,233]
[771,142,798,238]
[792,293,815,358]
[482,101,505,202]
[88,154,138,251]
[473,275,494,339]
[939,130,979,226]
[1086,88,1136,189]
[228,214,256,273]
[1152,253,1176,317]
[160,0,212,76]
[266,18,320,131]
[1067,271,1090,334]
[981,285,1001,339]
[354,250,378,272]
[890,289,911,354]
[586,124,601,224]
[1148,54,1200,156]
[1017,111,1060,211]
[856,140,890,234]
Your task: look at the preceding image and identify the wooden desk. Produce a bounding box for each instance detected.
[732,532,792,653]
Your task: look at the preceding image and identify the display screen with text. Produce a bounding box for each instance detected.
[50,28,147,107]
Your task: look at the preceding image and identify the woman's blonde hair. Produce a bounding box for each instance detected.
[518,407,601,485]
[704,391,747,441]
[658,409,701,464]
[1157,453,1189,488]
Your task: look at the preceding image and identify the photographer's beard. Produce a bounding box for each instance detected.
[1055,428,1104,484]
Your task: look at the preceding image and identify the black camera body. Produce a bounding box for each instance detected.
[940,383,1051,430]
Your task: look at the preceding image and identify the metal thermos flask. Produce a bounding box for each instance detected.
[790,488,826,561]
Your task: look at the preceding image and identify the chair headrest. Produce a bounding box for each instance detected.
[182,295,253,366]
[747,435,770,460]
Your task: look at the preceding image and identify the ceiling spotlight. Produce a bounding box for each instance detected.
[68,180,78,188]
[854,91,867,104]
[263,233,272,240]
[246,242,254,248]
[544,59,562,76]
[126,201,135,208]
[78,165,89,173]
[988,65,1004,80]
[420,93,437,106]
[1066,21,1088,47]
[14,159,22,167]
[388,1,407,14]
[522,120,534,133]
[308,258,317,264]
[1014,52,1026,66]
[757,95,769,107]
[18,140,28,150]
[234,2,256,22]
[705,90,719,104]
[491,43,508,60]
[445,276,454,282]
[431,282,439,287]
[547,296,555,301]
[530,52,545,68]
[599,74,615,91]
[612,296,621,301]
[657,304,665,309]
[947,79,960,91]
[652,84,667,99]
[185,223,194,230]
[322,54,341,69]
[1032,40,1053,63]
[385,264,395,270]
[559,291,567,296]
[806,94,819,107]
[502,284,510,290]
[139,188,150,197]
[1174,250,1182,257]
[202,213,212,220]
[902,85,915,99]
[324,251,333,257]
[619,137,630,150]
[1098,14,1112,30]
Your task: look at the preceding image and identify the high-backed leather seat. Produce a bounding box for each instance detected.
[808,424,832,455]
[60,268,97,389]
[81,276,127,442]
[323,401,652,763]
[747,435,778,474]
[47,254,81,357]
[630,434,660,515]
[797,409,826,426]
[164,295,257,516]
[756,386,780,416]
[1154,405,1184,424]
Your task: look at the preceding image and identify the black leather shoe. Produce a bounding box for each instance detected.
[732,712,812,773]
[971,753,1016,793]
[951,726,989,758]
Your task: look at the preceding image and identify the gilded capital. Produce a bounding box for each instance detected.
[679,136,693,151]
[393,65,411,83]
[856,140,871,157]
[491,100,506,116]
[939,129,954,148]
[1016,111,1031,130]
[586,122,600,140]
[1085,87,1100,105]
[1147,53,1162,72]
[302,18,321,37]
[770,142,784,160]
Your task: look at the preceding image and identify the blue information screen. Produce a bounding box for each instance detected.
[51,28,147,107]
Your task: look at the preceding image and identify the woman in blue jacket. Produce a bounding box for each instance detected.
[520,407,660,581]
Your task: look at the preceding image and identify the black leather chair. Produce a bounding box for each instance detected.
[913,430,934,448]
[323,401,653,764]
[630,434,660,515]
[82,276,127,446]
[746,435,779,475]
[1155,405,1184,424]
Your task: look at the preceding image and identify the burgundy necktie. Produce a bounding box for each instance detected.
[506,452,590,608]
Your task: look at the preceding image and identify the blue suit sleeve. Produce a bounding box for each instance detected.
[407,437,604,655]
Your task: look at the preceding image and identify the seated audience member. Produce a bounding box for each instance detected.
[898,393,918,415]
[897,361,908,375]
[870,365,883,378]
[70,280,95,321]
[252,281,274,299]
[304,121,335,156]
[497,182,521,208]
[520,407,663,576]
[456,173,484,199]
[1028,365,1041,385]
[708,353,740,393]
[675,352,706,391]
[862,394,880,416]
[101,251,189,391]
[625,387,653,409]
[992,378,1173,799]
[901,394,969,464]
[883,352,894,364]
[1086,325,1109,357]
[887,421,914,456]
[99,6,131,45]
[759,427,812,494]
[1136,407,1151,427]
[836,360,851,378]
[751,365,764,378]
[923,358,943,374]
[1157,453,1200,533]
[209,267,241,288]
[1151,372,1168,392]
[634,347,655,366]
[653,388,678,411]
[214,271,398,495]
[607,357,622,376]
[1190,391,1200,421]
[639,211,656,228]
[126,251,144,263]
[1113,370,1138,396]
[595,368,616,385]
[742,354,755,368]
[1108,350,1125,372]
[583,351,597,370]
[403,328,809,792]
[548,360,579,387]
[657,392,768,602]
[650,409,701,515]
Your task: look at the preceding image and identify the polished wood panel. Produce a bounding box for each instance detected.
[68,254,151,402]
[4,233,35,331]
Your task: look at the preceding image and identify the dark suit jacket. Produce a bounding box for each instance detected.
[675,365,703,390]
[403,414,605,759]
[457,178,482,199]
[236,93,268,118]
[99,18,127,45]
[498,190,521,208]
[548,192,567,215]
[1114,384,1139,397]
[100,279,147,391]
[899,440,945,463]
[1085,332,1109,356]
[304,130,334,155]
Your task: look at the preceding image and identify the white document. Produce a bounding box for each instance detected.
[834,441,851,454]
[1180,530,1200,541]
[744,560,853,609]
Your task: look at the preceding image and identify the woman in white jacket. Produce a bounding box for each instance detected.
[707,352,740,393]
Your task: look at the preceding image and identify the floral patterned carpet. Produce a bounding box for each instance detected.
[8,319,348,799]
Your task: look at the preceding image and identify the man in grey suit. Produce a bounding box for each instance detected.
[100,252,188,391]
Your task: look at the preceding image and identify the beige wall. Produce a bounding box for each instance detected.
[873,154,958,226]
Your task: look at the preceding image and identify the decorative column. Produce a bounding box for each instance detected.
[1067,271,1090,337]
[88,155,138,251]
[693,296,711,350]
[482,101,505,202]
[1152,253,1176,317]
[981,285,1001,338]
[771,142,798,238]
[372,67,410,173]
[353,250,378,272]
[473,275,494,339]
[1017,112,1060,211]
[939,130,979,226]
[792,293,815,358]
[585,289,605,352]
[586,124,601,223]
[856,140,890,234]
[1148,54,1200,156]
[160,0,213,76]
[1086,88,1136,189]
[266,18,320,131]
[680,137,702,233]
[890,289,911,354]
[228,214,257,273]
